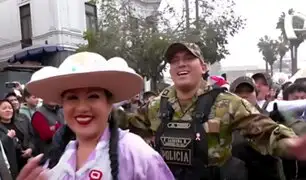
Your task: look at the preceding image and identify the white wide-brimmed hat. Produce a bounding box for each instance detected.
[26,52,143,104]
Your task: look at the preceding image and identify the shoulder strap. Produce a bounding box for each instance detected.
[158,89,174,122]
[193,88,225,123]
[262,100,270,110]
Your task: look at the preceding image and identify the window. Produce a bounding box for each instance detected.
[19,4,32,49]
[85,3,98,32]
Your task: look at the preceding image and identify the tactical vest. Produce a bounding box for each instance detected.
[155,88,225,180]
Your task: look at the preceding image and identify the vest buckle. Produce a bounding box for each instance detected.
[194,112,205,119]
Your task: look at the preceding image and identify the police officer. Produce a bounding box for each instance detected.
[128,42,306,180]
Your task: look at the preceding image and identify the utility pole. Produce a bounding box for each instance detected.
[185,0,190,31]
[195,0,199,29]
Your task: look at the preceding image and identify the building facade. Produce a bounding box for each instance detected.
[0,0,97,94]
[0,0,162,94]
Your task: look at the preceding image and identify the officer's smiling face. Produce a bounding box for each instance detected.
[169,51,206,90]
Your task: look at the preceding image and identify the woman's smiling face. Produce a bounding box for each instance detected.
[62,87,112,139]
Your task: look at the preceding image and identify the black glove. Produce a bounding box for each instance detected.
[269,103,286,123]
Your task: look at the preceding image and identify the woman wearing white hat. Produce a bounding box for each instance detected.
[17,52,175,180]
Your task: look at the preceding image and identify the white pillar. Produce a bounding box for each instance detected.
[144,76,151,91]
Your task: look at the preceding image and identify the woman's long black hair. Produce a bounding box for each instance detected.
[39,90,119,180]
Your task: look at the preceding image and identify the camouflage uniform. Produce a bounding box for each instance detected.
[121,42,296,167]
[130,80,296,166]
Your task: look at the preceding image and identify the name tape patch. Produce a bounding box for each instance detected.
[167,122,191,129]
[160,136,191,148]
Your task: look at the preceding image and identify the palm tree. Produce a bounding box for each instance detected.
[276,36,289,72]
[257,35,278,76]
[276,9,305,74]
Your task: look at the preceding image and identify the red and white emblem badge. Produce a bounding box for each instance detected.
[89,169,103,180]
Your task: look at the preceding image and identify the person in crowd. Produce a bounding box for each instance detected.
[229,76,257,106]
[17,52,174,180]
[230,76,286,180]
[251,72,273,109]
[282,83,306,120]
[283,83,306,101]
[0,99,34,178]
[5,91,37,155]
[19,88,39,122]
[278,83,306,179]
[128,42,306,180]
[122,94,141,113]
[267,83,281,101]
[5,91,21,112]
[142,91,157,104]
[0,140,12,180]
[282,81,292,90]
[294,78,306,86]
[277,81,292,100]
[31,101,64,154]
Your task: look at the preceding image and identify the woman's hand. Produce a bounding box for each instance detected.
[22,148,33,158]
[7,130,15,138]
[17,154,48,180]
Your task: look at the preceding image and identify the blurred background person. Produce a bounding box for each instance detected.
[230,76,285,180]
[31,101,64,154]
[0,99,34,178]
[19,88,39,122]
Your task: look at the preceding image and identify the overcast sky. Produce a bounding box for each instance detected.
[160,0,306,69]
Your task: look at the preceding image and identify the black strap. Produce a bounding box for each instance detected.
[158,89,174,122]
[262,100,270,110]
[193,88,225,123]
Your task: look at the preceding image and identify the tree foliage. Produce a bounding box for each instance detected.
[184,0,246,64]
[78,0,245,90]
[257,35,278,75]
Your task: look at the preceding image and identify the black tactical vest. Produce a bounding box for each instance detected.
[155,88,225,180]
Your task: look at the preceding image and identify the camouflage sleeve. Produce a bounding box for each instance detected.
[128,104,151,130]
[113,102,156,138]
[230,97,297,157]
[147,97,162,133]
[112,108,129,129]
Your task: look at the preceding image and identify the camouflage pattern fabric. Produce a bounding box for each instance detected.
[165,42,205,63]
[128,79,296,166]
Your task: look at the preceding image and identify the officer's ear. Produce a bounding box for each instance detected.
[200,60,207,74]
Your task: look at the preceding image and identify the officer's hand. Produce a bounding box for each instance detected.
[269,103,285,123]
[144,136,155,148]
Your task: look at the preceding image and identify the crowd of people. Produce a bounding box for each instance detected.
[1,42,306,180]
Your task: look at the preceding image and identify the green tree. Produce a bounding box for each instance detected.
[257,35,278,76]
[78,0,245,91]
[276,36,289,72]
[276,9,305,74]
[184,0,246,64]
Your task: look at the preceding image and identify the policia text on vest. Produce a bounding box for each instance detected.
[155,88,248,180]
[160,136,192,165]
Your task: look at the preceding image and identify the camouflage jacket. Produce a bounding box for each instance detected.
[123,80,296,166]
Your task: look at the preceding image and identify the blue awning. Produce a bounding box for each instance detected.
[8,45,66,63]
